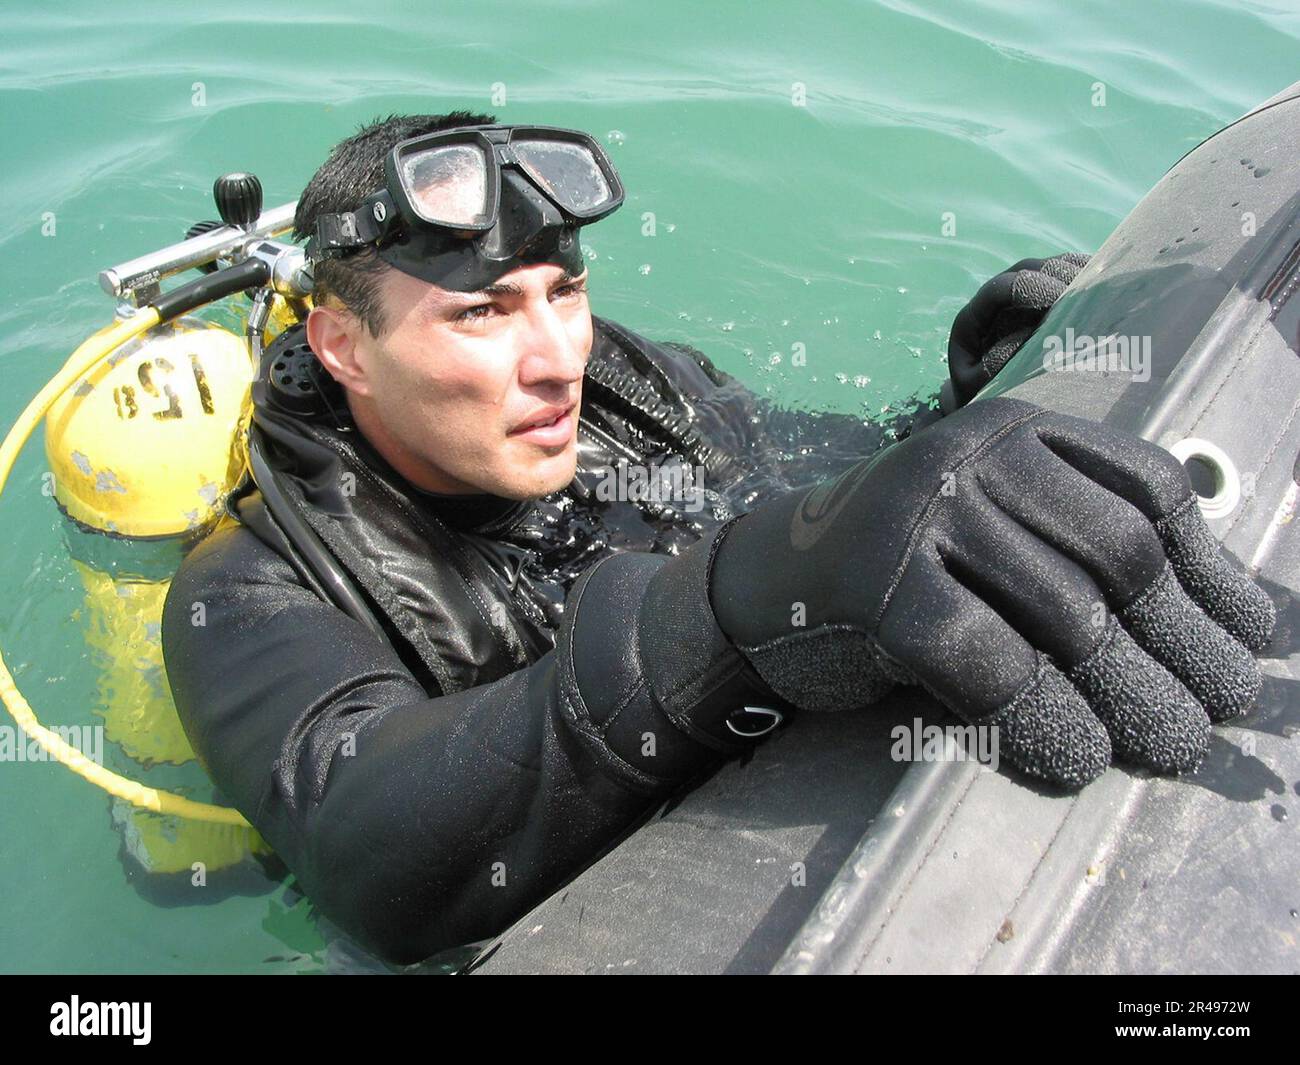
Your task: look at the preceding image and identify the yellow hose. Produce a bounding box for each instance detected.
[0,309,250,827]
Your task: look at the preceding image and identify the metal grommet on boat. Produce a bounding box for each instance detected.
[725,705,785,738]
[1168,437,1241,519]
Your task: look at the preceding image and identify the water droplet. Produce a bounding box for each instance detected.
[580,243,598,261]
[606,130,626,146]
[872,329,882,340]
[721,321,734,332]
[897,286,908,294]
[638,264,652,276]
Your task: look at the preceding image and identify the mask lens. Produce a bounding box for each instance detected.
[512,139,613,214]
[399,143,491,226]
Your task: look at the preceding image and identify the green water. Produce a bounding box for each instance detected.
[2,0,1298,973]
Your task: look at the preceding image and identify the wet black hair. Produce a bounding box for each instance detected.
[293,110,497,339]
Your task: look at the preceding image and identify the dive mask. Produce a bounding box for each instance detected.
[306,123,624,292]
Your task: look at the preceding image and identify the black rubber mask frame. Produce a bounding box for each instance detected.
[307,124,624,293]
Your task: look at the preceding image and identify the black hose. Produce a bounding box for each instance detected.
[246,429,395,650]
[151,256,270,322]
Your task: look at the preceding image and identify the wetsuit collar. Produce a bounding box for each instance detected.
[342,421,535,535]
[409,485,534,535]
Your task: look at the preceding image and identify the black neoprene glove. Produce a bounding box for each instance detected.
[703,395,1275,789]
[947,252,1091,409]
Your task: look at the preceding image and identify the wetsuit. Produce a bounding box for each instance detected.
[160,314,921,965]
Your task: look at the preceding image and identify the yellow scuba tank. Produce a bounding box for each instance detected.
[43,314,272,876]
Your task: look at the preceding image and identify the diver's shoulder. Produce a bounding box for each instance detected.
[165,504,305,618]
[195,476,310,574]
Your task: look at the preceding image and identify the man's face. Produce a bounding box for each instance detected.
[310,261,592,500]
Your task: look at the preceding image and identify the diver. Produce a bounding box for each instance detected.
[159,111,1277,967]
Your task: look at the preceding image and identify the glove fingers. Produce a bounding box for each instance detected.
[1154,499,1276,650]
[1008,268,1067,312]
[1041,252,1090,285]
[1067,619,1210,771]
[939,503,1210,772]
[1117,563,1261,722]
[1032,416,1276,649]
[937,493,1107,667]
[977,449,1262,720]
[977,446,1169,608]
[982,326,1034,380]
[881,551,1111,789]
[988,661,1112,789]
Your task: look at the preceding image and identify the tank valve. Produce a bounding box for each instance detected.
[214,172,263,230]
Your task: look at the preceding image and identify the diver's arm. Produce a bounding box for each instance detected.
[161,521,773,966]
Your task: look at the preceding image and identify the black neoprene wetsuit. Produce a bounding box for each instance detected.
[160,313,926,965]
